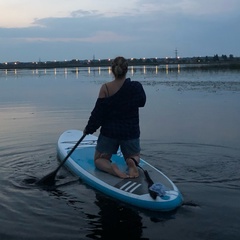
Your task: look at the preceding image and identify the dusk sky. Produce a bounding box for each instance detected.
[1,0,239,62]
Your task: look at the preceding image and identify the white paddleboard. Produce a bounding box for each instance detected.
[57,130,183,211]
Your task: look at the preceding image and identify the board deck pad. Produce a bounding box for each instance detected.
[115,178,146,195]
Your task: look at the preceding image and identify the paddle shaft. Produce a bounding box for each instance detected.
[56,133,87,172]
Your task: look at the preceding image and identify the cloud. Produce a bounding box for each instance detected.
[136,0,240,14]
[15,31,134,43]
[70,9,100,18]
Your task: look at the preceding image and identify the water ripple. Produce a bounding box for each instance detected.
[142,142,240,190]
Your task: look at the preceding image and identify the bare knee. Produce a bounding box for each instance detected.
[94,151,112,164]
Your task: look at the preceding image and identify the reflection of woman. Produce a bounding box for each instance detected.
[84,56,146,178]
[91,193,143,239]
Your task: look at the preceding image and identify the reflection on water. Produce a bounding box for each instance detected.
[2,65,240,93]
[86,193,144,239]
[1,64,237,77]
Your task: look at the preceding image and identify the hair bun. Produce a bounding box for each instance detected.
[115,65,123,75]
[111,56,128,78]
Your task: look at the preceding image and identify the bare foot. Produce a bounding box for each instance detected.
[111,163,129,178]
[95,158,129,179]
[126,158,139,178]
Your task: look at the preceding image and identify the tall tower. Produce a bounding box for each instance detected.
[175,48,178,59]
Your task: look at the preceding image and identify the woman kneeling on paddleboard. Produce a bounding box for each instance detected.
[84,56,146,178]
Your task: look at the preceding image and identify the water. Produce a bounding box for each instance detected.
[0,66,240,239]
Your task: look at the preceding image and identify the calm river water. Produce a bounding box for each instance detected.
[0,66,240,239]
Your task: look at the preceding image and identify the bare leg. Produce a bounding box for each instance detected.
[94,151,129,178]
[126,156,140,178]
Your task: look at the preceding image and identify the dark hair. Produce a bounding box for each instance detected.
[111,56,128,78]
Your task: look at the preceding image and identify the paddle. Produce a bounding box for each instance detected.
[130,158,158,199]
[37,133,86,186]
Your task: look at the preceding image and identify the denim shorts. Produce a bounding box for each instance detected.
[96,134,141,158]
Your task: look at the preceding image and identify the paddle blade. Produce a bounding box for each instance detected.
[36,133,86,187]
[36,170,57,186]
[148,184,158,200]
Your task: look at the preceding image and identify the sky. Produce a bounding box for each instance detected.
[0,0,240,62]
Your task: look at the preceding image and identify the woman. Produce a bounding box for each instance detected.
[84,56,146,178]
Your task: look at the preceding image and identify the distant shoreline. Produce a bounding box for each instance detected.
[1,56,240,70]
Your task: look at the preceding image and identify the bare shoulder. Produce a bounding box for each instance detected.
[98,84,107,98]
